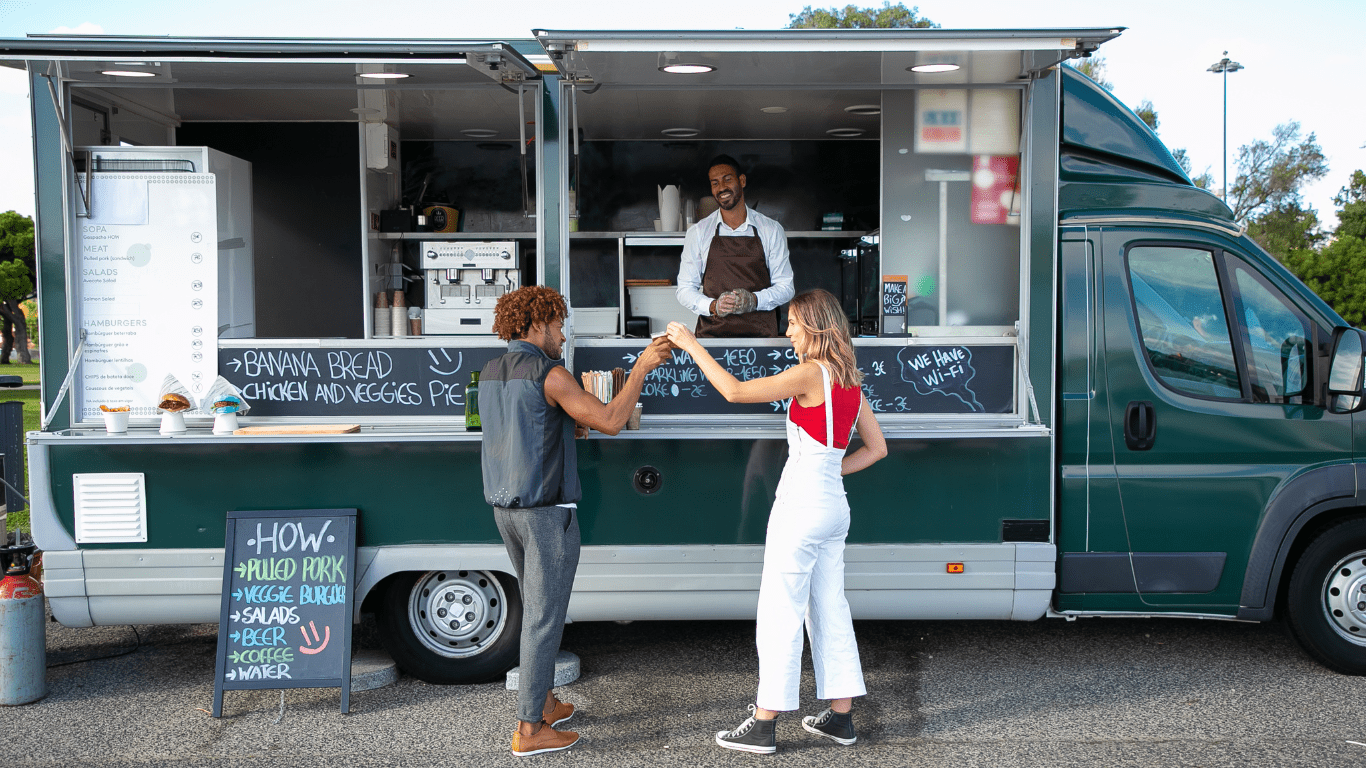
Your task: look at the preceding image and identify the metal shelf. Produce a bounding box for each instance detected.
[570,230,866,239]
[370,232,536,240]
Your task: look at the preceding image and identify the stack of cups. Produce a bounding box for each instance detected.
[374,292,392,336]
[391,290,408,337]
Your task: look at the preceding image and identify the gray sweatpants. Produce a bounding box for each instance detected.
[494,504,581,724]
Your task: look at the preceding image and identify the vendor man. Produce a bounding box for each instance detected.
[480,285,670,757]
[676,155,795,337]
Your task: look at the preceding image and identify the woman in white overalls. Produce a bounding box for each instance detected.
[666,288,887,754]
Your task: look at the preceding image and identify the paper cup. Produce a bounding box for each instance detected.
[213,412,239,435]
[159,411,186,434]
[626,403,643,430]
[102,410,129,433]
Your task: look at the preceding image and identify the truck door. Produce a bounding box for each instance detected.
[1057,229,1140,609]
[1100,228,1349,609]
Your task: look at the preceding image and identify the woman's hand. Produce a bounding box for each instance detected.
[665,322,701,354]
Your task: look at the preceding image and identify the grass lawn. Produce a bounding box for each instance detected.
[3,388,39,534]
[0,361,39,385]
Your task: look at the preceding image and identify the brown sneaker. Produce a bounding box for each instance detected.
[511,721,579,757]
[544,697,575,727]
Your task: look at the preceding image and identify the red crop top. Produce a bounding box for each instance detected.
[788,382,861,449]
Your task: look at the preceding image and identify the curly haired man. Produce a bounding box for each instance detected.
[479,285,671,756]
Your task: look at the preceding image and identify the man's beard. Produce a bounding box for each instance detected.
[716,192,740,211]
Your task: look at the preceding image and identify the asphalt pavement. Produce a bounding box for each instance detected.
[3,610,1366,767]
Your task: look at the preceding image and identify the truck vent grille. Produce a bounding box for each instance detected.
[74,473,147,543]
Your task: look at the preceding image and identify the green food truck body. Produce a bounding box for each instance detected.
[10,28,1366,683]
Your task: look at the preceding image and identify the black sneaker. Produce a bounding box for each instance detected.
[715,705,777,754]
[802,708,856,746]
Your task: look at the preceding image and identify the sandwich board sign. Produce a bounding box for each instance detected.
[213,508,358,716]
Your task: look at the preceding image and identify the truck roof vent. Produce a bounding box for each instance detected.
[74,473,148,544]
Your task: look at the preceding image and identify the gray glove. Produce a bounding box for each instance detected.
[729,288,758,315]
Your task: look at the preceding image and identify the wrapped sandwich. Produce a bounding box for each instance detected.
[156,374,194,413]
[201,375,252,416]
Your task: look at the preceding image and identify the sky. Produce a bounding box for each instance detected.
[0,0,1362,229]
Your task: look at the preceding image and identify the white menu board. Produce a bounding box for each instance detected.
[76,173,218,420]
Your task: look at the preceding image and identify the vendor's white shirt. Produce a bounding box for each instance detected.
[675,206,795,316]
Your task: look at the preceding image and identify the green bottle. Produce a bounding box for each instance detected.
[465,371,481,431]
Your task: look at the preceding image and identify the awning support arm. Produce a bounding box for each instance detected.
[40,69,91,218]
[42,329,86,430]
[518,84,531,217]
[1016,321,1042,425]
[571,83,581,203]
[1026,44,1101,78]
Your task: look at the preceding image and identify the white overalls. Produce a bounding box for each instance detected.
[755,362,867,711]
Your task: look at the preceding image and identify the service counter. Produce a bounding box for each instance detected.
[30,416,1046,446]
[40,328,1038,435]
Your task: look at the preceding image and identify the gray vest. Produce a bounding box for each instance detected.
[479,339,581,509]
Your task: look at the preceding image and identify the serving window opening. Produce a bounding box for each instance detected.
[45,51,541,423]
[560,82,1025,342]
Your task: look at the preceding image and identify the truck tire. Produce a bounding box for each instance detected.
[377,569,522,684]
[1286,517,1366,675]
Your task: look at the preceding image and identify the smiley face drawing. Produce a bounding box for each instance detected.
[299,621,331,654]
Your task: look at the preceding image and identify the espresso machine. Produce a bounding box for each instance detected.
[421,241,519,334]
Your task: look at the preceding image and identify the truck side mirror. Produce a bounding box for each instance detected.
[1326,326,1366,414]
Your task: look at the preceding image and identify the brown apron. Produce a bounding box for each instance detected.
[694,222,780,338]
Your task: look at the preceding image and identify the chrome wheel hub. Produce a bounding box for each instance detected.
[1323,551,1366,647]
[408,570,508,659]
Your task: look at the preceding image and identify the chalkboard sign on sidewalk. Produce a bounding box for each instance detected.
[213,508,358,716]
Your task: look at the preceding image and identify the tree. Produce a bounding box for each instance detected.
[1134,99,1159,131]
[1333,169,1366,241]
[1069,56,1112,91]
[0,211,34,364]
[1245,202,1324,262]
[1281,169,1366,325]
[1284,236,1366,326]
[787,2,936,28]
[1227,122,1328,223]
[1172,148,1214,189]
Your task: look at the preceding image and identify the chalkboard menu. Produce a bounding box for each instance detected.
[218,346,504,416]
[213,508,358,716]
[574,342,1015,415]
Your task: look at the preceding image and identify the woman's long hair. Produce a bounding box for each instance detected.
[789,289,862,388]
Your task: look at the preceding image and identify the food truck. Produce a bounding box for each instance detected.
[9,27,1366,683]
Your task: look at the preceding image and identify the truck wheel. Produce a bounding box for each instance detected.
[1286,517,1366,675]
[377,570,522,684]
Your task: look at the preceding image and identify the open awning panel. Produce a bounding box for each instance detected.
[535,28,1124,87]
[0,37,541,83]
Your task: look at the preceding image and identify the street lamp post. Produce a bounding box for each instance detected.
[1207,51,1244,202]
